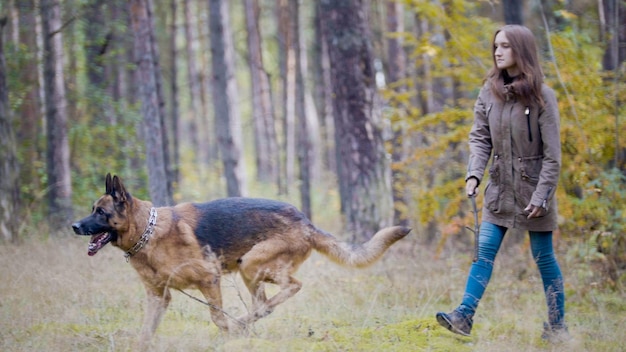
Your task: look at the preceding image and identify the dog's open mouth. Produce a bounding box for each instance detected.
[88,233,112,256]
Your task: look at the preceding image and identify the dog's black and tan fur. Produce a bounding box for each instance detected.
[72,174,410,348]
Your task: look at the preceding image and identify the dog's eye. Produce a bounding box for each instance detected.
[96,208,105,215]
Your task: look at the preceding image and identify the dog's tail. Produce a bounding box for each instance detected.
[310,226,411,268]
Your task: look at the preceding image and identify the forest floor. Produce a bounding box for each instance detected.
[1,226,623,352]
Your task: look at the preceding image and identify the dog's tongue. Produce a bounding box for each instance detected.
[88,233,111,256]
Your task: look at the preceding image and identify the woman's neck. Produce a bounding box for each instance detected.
[503,70,519,85]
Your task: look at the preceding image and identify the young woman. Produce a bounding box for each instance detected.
[435,25,570,342]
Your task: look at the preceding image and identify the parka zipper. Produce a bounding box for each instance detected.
[525,107,532,142]
[542,186,553,210]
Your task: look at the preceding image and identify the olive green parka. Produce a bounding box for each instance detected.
[466,83,561,232]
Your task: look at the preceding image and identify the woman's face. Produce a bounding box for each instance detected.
[494,31,519,76]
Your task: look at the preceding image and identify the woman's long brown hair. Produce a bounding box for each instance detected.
[486,25,544,106]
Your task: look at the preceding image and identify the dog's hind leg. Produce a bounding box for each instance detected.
[239,270,303,324]
[235,236,311,324]
[241,279,268,314]
[137,286,171,351]
[238,254,307,324]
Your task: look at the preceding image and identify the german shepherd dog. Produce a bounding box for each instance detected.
[72,174,410,348]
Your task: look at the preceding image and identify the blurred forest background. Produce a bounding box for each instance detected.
[0,0,625,289]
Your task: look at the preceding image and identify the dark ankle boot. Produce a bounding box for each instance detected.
[436,309,473,336]
[541,322,571,343]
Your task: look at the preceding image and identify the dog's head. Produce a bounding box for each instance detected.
[72,173,132,256]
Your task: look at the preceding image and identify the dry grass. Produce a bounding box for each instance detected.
[1,230,624,351]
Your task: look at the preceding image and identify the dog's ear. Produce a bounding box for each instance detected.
[105,173,113,195]
[111,175,129,204]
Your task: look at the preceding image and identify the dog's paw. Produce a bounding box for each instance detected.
[254,307,274,319]
[227,319,252,335]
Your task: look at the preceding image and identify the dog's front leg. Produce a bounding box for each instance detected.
[137,286,171,351]
[198,278,232,331]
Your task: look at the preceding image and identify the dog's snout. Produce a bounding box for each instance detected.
[72,222,82,234]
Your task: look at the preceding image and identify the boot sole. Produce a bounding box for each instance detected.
[436,312,471,337]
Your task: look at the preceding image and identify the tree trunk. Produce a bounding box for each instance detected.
[277,0,296,195]
[319,0,393,240]
[299,4,321,186]
[0,16,20,242]
[146,0,174,204]
[244,0,279,185]
[313,4,336,174]
[599,0,626,170]
[197,0,219,163]
[113,0,146,179]
[208,0,246,197]
[182,0,204,166]
[82,0,120,173]
[41,0,73,227]
[64,0,77,130]
[291,0,311,219]
[130,0,170,206]
[84,0,108,99]
[413,13,435,115]
[109,0,126,125]
[169,0,180,187]
[600,0,626,71]
[385,0,409,226]
[15,0,43,207]
[502,0,524,24]
[538,0,567,32]
[109,0,133,170]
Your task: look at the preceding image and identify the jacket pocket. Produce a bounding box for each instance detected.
[484,181,501,213]
[489,154,501,183]
[485,155,501,212]
[519,155,543,182]
[518,155,543,213]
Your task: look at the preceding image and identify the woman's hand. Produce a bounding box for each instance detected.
[524,203,546,219]
[466,177,478,197]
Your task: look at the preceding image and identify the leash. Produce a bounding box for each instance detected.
[175,288,248,328]
[466,196,480,263]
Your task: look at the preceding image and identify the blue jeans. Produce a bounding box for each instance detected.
[459,221,565,327]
